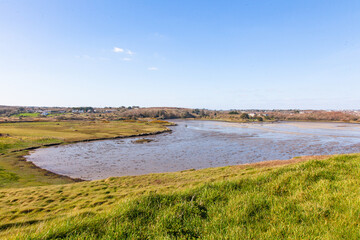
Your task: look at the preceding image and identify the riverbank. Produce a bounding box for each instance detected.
[0,120,173,188]
[195,116,360,124]
[0,153,359,239]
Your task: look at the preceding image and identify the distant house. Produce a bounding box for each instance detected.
[72,109,84,113]
[248,113,256,118]
[41,111,50,116]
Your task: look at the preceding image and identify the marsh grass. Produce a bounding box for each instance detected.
[11,113,40,118]
[133,138,154,144]
[0,154,358,239]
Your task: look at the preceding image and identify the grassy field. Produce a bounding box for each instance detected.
[0,154,358,239]
[1,120,360,239]
[0,120,172,188]
[11,113,40,118]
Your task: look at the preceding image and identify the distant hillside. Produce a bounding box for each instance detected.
[1,105,359,123]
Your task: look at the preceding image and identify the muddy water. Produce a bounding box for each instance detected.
[26,120,360,180]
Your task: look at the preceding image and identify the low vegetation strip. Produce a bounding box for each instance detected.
[0,120,172,188]
[0,154,358,239]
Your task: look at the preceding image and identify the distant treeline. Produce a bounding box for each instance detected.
[118,108,197,119]
[267,111,360,122]
[0,105,359,123]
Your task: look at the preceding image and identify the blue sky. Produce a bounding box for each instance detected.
[1,0,360,109]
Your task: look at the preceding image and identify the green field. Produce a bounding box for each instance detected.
[1,121,359,239]
[0,154,358,239]
[0,120,172,188]
[11,113,41,118]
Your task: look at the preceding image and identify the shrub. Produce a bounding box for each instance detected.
[240,113,249,119]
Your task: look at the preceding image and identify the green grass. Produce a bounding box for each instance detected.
[0,166,19,184]
[11,113,40,118]
[0,120,171,188]
[0,154,358,239]
[0,121,171,154]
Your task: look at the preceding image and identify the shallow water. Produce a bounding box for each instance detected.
[26,120,360,180]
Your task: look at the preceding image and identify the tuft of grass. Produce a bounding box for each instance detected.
[0,167,19,186]
[132,138,154,144]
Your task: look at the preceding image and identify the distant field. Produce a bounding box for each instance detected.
[11,112,40,118]
[0,120,172,188]
[0,154,359,239]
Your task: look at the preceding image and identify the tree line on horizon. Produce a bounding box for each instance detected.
[0,106,359,123]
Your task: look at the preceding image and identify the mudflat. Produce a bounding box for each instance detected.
[26,120,360,180]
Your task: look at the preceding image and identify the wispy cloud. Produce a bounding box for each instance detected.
[113,47,135,55]
[126,50,135,55]
[113,47,124,53]
[148,67,158,71]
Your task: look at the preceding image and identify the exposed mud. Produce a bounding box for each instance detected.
[26,120,360,180]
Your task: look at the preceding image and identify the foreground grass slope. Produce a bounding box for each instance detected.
[0,120,172,188]
[0,154,358,239]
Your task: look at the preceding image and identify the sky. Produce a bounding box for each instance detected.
[1,0,360,110]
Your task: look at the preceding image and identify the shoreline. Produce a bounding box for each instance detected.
[11,128,172,154]
[189,117,360,124]
[16,153,344,189]
[5,128,172,185]
[9,119,360,186]
[21,120,360,183]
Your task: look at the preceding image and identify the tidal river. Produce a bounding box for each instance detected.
[26,120,360,180]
